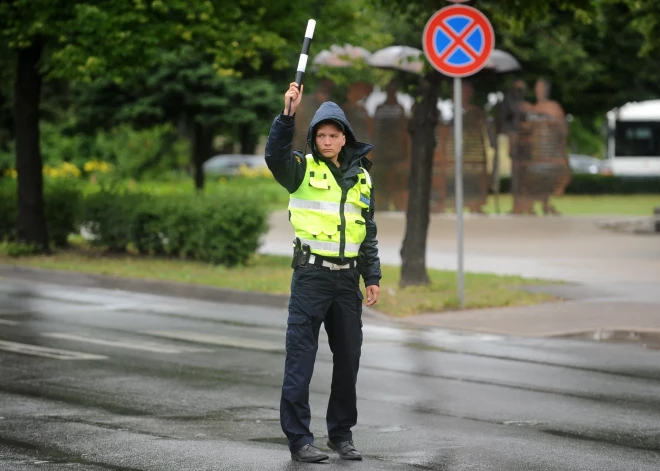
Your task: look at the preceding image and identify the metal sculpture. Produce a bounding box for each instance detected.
[371,80,410,211]
[511,78,571,215]
[433,80,490,213]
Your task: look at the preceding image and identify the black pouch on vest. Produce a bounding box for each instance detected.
[291,238,302,269]
[300,243,311,267]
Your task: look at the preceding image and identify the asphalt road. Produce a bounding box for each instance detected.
[1,279,659,470]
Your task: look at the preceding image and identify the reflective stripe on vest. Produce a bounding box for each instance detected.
[299,238,361,255]
[289,155,370,258]
[289,198,362,215]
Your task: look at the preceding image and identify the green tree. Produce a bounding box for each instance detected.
[2,0,395,252]
[66,0,393,190]
[70,47,281,189]
[0,0,247,251]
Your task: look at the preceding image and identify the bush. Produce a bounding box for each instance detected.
[497,174,660,195]
[82,188,268,266]
[181,196,268,265]
[2,177,269,265]
[0,179,82,248]
[81,188,146,252]
[44,179,84,247]
[0,241,41,257]
[1,121,189,181]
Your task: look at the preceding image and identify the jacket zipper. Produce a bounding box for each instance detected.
[339,187,347,260]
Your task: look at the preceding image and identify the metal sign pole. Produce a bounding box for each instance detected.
[454,77,465,308]
[424,3,494,310]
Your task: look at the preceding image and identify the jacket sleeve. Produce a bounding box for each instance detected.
[359,188,381,287]
[264,112,306,193]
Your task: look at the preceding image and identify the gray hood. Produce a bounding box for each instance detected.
[305,101,374,167]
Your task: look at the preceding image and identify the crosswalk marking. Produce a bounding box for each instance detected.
[42,333,213,354]
[0,340,108,360]
[147,330,283,352]
[0,319,19,326]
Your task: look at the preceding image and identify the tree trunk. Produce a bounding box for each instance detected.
[399,72,440,287]
[191,122,214,191]
[14,41,49,252]
[239,123,257,155]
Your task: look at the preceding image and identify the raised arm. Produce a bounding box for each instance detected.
[264,83,307,193]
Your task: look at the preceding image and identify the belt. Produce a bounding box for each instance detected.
[309,254,355,270]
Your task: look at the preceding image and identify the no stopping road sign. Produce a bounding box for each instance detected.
[422,5,494,78]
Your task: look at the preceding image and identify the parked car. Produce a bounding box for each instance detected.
[203,154,267,176]
[568,154,604,174]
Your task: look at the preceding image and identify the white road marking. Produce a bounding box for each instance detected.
[103,303,144,311]
[0,319,19,326]
[0,340,108,360]
[147,330,283,352]
[41,333,212,354]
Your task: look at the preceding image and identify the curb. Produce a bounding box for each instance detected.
[0,264,290,310]
[0,264,388,321]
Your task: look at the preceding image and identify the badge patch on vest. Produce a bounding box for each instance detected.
[359,194,370,206]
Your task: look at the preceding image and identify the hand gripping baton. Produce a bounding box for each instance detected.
[287,19,316,116]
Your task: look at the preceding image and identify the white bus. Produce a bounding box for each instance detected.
[606,100,660,176]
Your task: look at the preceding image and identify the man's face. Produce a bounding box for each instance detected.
[315,123,345,160]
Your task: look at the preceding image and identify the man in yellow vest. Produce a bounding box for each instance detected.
[265,82,381,463]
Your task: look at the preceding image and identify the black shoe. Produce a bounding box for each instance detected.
[291,444,329,463]
[327,440,362,461]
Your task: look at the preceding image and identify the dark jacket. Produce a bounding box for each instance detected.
[265,102,381,287]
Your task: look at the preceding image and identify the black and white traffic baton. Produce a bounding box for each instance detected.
[287,19,316,116]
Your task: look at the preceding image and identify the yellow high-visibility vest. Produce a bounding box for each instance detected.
[289,155,372,259]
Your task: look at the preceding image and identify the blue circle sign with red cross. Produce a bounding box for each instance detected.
[422,5,494,78]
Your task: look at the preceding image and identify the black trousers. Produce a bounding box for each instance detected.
[280,263,364,452]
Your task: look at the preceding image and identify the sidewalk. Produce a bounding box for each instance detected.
[397,297,660,339]
[261,210,660,284]
[262,210,660,339]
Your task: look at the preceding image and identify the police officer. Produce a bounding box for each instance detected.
[265,82,381,463]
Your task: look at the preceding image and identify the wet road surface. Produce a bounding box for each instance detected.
[1,279,659,470]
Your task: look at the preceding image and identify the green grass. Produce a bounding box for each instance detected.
[484,194,658,216]
[0,245,558,316]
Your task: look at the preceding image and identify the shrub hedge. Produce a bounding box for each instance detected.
[1,182,269,266]
[497,174,660,194]
[0,181,268,266]
[0,179,82,248]
[81,188,268,265]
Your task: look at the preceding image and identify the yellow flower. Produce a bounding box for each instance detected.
[237,164,273,179]
[60,162,81,177]
[3,168,17,178]
[83,160,113,174]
